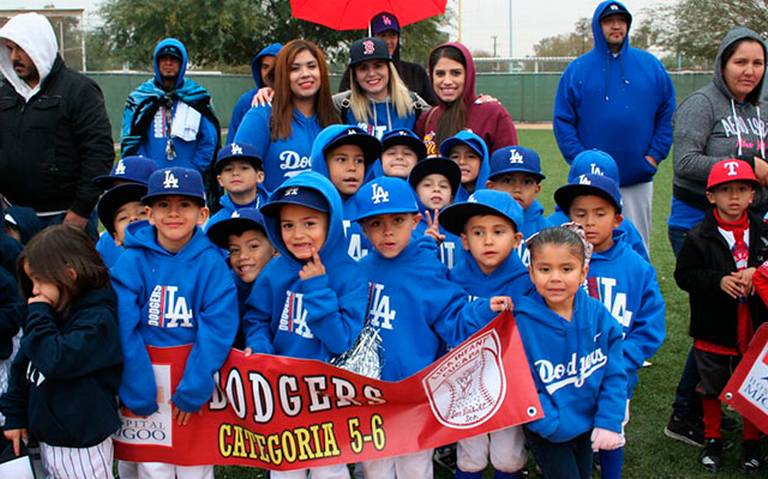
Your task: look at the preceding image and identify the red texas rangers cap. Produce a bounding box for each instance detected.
[706,159,759,190]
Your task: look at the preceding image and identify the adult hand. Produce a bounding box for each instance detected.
[753,157,768,186]
[299,249,326,280]
[251,87,275,107]
[645,155,658,168]
[63,210,88,228]
[4,428,27,456]
[424,209,445,244]
[474,94,500,104]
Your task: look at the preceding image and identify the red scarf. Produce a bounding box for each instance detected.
[715,209,753,353]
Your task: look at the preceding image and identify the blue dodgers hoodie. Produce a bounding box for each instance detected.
[310,125,374,261]
[552,1,675,187]
[243,172,368,361]
[110,221,238,416]
[133,39,218,173]
[234,105,321,192]
[205,185,270,233]
[442,130,491,202]
[359,235,497,381]
[516,289,627,442]
[585,231,665,396]
[227,43,283,143]
[548,208,648,262]
[96,231,124,268]
[449,245,534,302]
[515,199,552,267]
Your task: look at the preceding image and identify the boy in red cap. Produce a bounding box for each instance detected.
[675,159,768,473]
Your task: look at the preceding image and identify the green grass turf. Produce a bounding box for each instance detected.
[210,128,762,478]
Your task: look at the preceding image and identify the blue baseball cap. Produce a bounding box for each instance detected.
[353,177,419,222]
[554,173,623,214]
[488,146,545,181]
[156,43,184,60]
[599,2,632,23]
[381,128,427,161]
[94,155,159,189]
[206,208,268,249]
[439,135,484,159]
[215,142,263,175]
[323,126,382,166]
[440,190,524,236]
[260,185,329,217]
[568,149,619,184]
[370,12,400,35]
[142,167,206,205]
[97,183,147,235]
[407,156,462,195]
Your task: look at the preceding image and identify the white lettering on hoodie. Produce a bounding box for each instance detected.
[0,12,58,102]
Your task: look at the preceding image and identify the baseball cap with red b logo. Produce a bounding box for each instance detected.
[706,159,759,190]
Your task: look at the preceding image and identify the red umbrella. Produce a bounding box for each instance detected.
[289,0,447,31]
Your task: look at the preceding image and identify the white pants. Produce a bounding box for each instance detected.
[457,426,526,473]
[271,463,350,479]
[362,449,433,479]
[620,181,653,253]
[136,462,214,479]
[40,437,114,479]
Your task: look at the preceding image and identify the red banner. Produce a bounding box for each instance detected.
[113,311,542,470]
[721,323,768,434]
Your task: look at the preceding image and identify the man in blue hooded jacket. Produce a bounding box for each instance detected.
[121,38,220,175]
[553,1,675,252]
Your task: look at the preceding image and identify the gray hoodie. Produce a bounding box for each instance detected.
[672,27,768,211]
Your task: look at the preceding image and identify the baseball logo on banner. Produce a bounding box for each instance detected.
[721,323,768,434]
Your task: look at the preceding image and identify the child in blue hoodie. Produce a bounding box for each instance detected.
[242,172,367,479]
[352,177,512,479]
[206,208,275,349]
[440,130,491,202]
[310,125,381,261]
[206,142,270,231]
[440,189,533,479]
[517,226,626,479]
[408,157,466,270]
[379,128,427,179]
[93,155,159,267]
[486,146,552,267]
[97,183,150,268]
[111,167,238,479]
[548,149,649,261]
[554,174,665,479]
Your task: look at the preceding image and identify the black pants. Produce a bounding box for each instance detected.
[525,429,592,479]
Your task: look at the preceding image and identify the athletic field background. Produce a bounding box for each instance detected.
[209,127,765,478]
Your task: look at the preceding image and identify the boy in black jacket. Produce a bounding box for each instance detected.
[675,159,768,473]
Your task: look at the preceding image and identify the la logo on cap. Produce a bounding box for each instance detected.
[231,144,243,155]
[115,160,126,175]
[383,15,392,25]
[363,40,375,55]
[509,149,524,164]
[231,211,240,218]
[578,174,591,185]
[163,170,179,189]
[398,131,406,136]
[610,4,619,10]
[590,163,604,176]
[370,183,389,204]
[468,194,478,203]
[347,129,358,136]
[284,187,299,197]
[723,160,740,176]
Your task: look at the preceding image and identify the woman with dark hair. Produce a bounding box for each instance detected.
[665,26,768,453]
[415,43,518,157]
[235,39,338,192]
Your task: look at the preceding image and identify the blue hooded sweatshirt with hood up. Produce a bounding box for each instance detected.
[227,43,283,144]
[242,172,368,361]
[413,198,466,271]
[235,103,322,192]
[122,39,219,173]
[516,289,627,443]
[443,130,491,203]
[205,185,270,233]
[585,231,665,397]
[513,199,552,268]
[110,220,238,416]
[310,125,374,261]
[553,1,675,187]
[359,234,498,381]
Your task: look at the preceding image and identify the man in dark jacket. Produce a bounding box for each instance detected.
[0,13,113,239]
[338,12,437,105]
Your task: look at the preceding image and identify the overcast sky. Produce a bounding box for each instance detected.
[5,0,674,56]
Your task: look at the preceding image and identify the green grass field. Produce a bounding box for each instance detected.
[212,128,763,478]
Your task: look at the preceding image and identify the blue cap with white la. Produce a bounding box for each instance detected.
[353,177,419,222]
[215,142,264,174]
[568,149,619,183]
[260,185,329,217]
[488,145,545,181]
[440,189,524,236]
[94,155,159,188]
[439,135,484,159]
[554,173,623,214]
[142,167,206,204]
[206,208,268,249]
